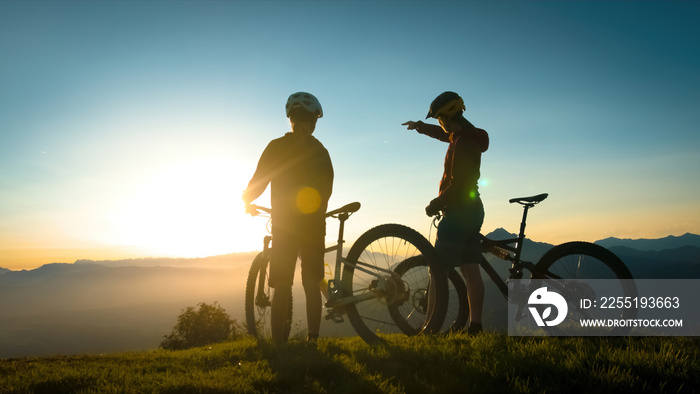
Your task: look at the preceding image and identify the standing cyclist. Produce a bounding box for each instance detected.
[402,91,489,335]
[243,92,334,343]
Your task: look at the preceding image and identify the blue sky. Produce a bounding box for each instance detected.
[1,1,699,269]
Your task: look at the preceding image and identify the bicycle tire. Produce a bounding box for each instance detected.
[392,257,469,334]
[244,253,292,340]
[534,241,637,336]
[342,223,448,344]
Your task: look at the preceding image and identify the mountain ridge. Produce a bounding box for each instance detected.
[1,231,699,276]
[483,228,700,279]
[0,251,259,275]
[594,232,700,251]
[1,231,699,358]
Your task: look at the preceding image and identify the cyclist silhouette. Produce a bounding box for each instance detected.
[243,92,333,343]
[403,91,489,335]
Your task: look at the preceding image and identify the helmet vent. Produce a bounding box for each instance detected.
[285,92,323,118]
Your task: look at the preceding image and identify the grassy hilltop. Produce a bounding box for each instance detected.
[1,334,699,393]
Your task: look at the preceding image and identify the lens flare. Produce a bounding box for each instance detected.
[296,187,321,214]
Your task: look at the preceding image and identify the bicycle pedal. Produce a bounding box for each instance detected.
[324,309,345,323]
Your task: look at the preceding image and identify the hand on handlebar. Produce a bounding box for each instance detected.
[425,198,442,217]
[244,203,259,216]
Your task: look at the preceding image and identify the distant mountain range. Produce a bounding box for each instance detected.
[595,233,700,251]
[1,231,698,358]
[471,229,700,333]
[481,228,700,279]
[3,230,698,277]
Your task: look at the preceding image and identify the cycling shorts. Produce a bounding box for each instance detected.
[269,230,325,289]
[434,200,484,268]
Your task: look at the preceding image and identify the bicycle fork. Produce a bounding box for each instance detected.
[255,236,272,308]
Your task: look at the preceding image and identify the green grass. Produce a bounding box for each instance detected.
[1,334,698,393]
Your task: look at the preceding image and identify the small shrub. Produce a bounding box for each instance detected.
[160,302,243,350]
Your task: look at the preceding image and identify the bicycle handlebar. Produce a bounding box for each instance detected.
[246,202,361,219]
[246,204,271,216]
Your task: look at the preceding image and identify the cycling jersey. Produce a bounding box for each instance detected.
[418,122,489,211]
[244,132,333,287]
[243,132,334,237]
[418,121,489,267]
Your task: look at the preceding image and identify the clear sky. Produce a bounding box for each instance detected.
[1,1,699,270]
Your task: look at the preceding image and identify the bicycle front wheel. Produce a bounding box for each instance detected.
[244,253,292,340]
[392,257,469,334]
[534,242,637,335]
[342,224,448,344]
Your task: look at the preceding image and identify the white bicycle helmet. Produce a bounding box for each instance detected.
[285,92,323,118]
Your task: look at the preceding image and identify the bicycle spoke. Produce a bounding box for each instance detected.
[343,224,448,344]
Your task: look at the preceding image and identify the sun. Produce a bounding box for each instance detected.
[113,157,262,258]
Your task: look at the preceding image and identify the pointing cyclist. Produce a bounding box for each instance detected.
[243,92,334,343]
[403,91,489,335]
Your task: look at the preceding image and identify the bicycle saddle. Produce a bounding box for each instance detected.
[326,201,361,217]
[509,193,548,205]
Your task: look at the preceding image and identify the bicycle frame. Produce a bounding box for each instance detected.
[323,207,391,309]
[249,202,392,321]
[478,207,538,299]
[460,194,555,301]
[474,193,592,311]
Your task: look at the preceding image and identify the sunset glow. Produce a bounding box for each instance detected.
[1,1,698,270]
[111,157,256,258]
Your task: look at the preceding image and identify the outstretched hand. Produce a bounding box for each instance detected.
[402,121,420,130]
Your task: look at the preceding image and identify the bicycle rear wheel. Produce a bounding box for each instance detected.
[534,242,637,336]
[342,224,448,344]
[392,257,469,334]
[244,253,292,340]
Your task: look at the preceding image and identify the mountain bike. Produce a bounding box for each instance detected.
[244,202,449,344]
[394,193,638,336]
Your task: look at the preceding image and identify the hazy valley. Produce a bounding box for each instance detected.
[1,231,699,358]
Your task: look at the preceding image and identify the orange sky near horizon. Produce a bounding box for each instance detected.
[2,195,698,271]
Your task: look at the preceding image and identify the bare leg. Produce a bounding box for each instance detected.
[303,280,322,339]
[460,263,484,325]
[271,285,292,343]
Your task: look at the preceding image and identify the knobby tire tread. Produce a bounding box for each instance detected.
[244,253,292,340]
